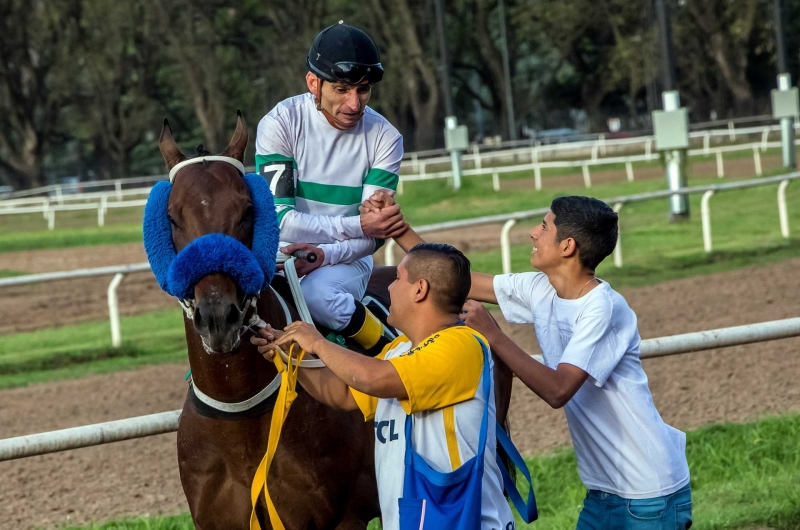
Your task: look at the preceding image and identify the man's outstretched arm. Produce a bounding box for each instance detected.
[461,300,588,408]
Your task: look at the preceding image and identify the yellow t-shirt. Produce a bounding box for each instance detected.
[349,325,514,530]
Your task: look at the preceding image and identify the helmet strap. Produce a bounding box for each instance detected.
[315,79,361,131]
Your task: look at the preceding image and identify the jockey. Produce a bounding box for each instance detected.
[255,22,405,354]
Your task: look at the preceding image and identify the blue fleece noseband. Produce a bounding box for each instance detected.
[142,172,280,300]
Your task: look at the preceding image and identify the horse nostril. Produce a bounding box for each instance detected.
[193,307,205,330]
[226,303,241,326]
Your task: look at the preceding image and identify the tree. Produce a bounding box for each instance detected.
[0,0,82,188]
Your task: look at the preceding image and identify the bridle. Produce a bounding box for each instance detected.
[170,157,323,414]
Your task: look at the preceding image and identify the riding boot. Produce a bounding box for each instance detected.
[340,301,392,356]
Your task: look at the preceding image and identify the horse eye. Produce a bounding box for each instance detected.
[167,214,179,228]
[239,206,253,225]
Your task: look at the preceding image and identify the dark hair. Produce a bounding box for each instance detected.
[550,196,618,271]
[405,243,471,314]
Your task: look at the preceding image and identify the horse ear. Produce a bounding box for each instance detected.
[221,111,248,163]
[159,119,187,171]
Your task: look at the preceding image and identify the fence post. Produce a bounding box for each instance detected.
[591,142,600,161]
[97,198,106,228]
[411,153,419,174]
[701,190,715,253]
[716,151,725,178]
[599,133,606,156]
[397,179,404,195]
[582,163,592,188]
[703,132,711,154]
[761,128,770,152]
[47,208,55,230]
[534,165,542,190]
[492,171,500,191]
[384,239,397,267]
[501,219,517,274]
[778,180,791,238]
[55,186,64,206]
[531,147,539,164]
[625,161,635,182]
[473,144,482,171]
[728,120,736,141]
[108,273,125,348]
[613,202,624,268]
[114,180,122,201]
[646,138,653,157]
[753,146,762,176]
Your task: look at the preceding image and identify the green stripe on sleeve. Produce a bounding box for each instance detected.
[274,197,295,205]
[256,153,298,170]
[276,206,294,226]
[364,168,399,191]
[296,181,362,206]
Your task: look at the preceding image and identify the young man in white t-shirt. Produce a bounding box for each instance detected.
[363,192,692,529]
[460,196,692,529]
[252,243,514,530]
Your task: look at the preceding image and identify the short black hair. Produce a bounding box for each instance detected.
[405,243,471,314]
[550,196,618,271]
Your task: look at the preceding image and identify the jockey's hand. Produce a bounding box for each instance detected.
[361,190,396,213]
[279,243,325,276]
[461,300,502,343]
[251,324,284,361]
[276,321,326,354]
[360,204,407,239]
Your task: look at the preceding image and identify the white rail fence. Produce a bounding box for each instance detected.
[396,137,800,194]
[2,174,796,347]
[0,138,788,231]
[385,173,798,271]
[0,316,798,462]
[0,264,151,347]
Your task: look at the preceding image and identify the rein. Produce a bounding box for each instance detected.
[250,343,307,530]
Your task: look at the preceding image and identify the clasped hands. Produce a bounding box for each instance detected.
[282,191,406,276]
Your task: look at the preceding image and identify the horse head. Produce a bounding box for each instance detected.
[150,113,277,355]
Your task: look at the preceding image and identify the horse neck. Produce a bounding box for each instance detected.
[184,288,287,402]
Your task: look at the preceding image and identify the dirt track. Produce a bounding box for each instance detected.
[1,253,799,528]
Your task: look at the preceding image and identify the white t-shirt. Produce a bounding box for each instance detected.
[255,93,403,266]
[494,272,690,499]
[350,326,514,530]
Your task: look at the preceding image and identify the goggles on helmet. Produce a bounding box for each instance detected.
[312,54,385,85]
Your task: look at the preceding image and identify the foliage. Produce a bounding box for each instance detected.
[3,0,800,188]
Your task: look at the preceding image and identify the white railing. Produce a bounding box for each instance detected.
[0,264,151,347]
[385,173,799,270]
[0,315,797,462]
[3,174,795,347]
[0,198,148,230]
[396,137,800,193]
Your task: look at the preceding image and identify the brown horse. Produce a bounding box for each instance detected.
[157,114,514,529]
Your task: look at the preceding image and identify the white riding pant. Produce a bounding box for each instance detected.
[300,256,372,331]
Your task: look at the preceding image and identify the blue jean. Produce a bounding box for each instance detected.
[576,484,692,530]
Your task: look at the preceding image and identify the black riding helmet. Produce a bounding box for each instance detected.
[307,22,384,85]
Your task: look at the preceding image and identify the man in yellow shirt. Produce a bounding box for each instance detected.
[252,243,513,530]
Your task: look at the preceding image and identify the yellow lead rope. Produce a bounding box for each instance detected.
[250,344,306,530]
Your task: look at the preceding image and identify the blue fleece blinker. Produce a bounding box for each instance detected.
[142,173,280,299]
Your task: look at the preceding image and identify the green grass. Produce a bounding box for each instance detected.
[58,413,800,530]
[0,269,27,278]
[0,308,187,390]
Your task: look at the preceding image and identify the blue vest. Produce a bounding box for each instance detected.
[399,336,537,529]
